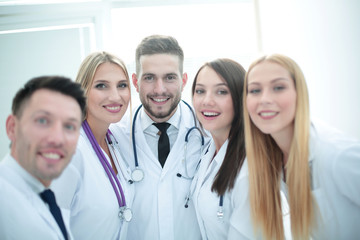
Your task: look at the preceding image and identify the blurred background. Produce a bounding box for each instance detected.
[1,0,359,157]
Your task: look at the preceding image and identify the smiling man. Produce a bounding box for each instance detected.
[0,76,86,240]
[112,35,208,240]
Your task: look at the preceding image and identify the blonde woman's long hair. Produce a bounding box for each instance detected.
[243,54,315,240]
[75,51,132,120]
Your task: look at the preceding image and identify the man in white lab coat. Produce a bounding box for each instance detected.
[113,35,206,240]
[0,76,86,240]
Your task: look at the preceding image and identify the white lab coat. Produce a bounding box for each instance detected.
[112,101,207,240]
[228,120,360,239]
[52,127,134,240]
[192,139,292,240]
[308,120,360,239]
[0,154,72,240]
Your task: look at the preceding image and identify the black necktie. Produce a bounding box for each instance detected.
[40,189,68,240]
[153,122,171,167]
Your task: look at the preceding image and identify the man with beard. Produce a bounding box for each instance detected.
[112,35,206,240]
[0,76,86,240]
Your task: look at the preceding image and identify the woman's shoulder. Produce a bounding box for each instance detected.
[73,133,93,158]
[110,110,132,133]
[311,119,360,158]
[311,119,360,205]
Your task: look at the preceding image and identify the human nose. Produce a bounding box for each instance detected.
[153,79,166,94]
[108,86,121,101]
[48,121,65,146]
[202,92,215,106]
[259,89,273,104]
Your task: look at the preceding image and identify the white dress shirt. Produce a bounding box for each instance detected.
[142,106,180,159]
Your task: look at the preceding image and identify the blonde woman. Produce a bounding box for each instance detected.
[243,54,360,239]
[53,51,134,240]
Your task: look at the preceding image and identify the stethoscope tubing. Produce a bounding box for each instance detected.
[82,120,126,207]
[132,104,143,168]
[132,100,202,169]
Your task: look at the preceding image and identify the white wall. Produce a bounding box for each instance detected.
[0,0,359,158]
[0,1,106,157]
[257,0,360,139]
[109,1,257,109]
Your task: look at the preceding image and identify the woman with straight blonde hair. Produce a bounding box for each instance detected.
[243,53,360,239]
[53,51,134,240]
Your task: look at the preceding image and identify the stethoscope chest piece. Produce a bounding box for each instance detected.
[131,168,144,182]
[119,207,133,222]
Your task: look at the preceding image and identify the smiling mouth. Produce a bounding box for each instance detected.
[41,152,61,160]
[152,97,169,103]
[259,112,277,117]
[202,111,220,117]
[105,105,121,111]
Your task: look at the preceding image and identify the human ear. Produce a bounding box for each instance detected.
[181,73,188,91]
[132,73,140,93]
[6,114,16,142]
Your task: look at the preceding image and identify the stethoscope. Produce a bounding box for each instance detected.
[184,191,224,220]
[82,120,132,222]
[183,144,225,219]
[131,100,205,183]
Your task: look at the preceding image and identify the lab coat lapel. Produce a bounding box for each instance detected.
[195,140,228,191]
[196,141,215,189]
[14,176,65,239]
[160,101,195,177]
[133,111,162,172]
[36,194,67,240]
[0,155,69,240]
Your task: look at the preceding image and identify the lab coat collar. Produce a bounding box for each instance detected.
[79,126,87,138]
[200,139,228,180]
[1,154,69,239]
[2,153,46,194]
[210,139,228,166]
[179,101,197,128]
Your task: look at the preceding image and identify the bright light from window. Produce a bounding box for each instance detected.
[111,2,257,105]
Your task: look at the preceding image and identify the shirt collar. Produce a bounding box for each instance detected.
[211,139,228,164]
[5,154,46,194]
[140,105,181,131]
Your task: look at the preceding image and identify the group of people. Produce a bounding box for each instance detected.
[0,34,359,240]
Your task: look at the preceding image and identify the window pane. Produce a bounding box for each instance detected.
[111,2,257,105]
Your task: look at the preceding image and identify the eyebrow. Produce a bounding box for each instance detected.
[32,110,80,123]
[94,79,128,83]
[142,72,179,77]
[248,77,289,85]
[93,79,109,83]
[195,82,228,87]
[32,110,51,117]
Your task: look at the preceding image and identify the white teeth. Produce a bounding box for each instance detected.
[42,153,60,160]
[153,98,167,103]
[106,106,120,111]
[260,112,276,117]
[203,112,219,117]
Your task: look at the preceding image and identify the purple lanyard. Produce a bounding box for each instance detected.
[82,120,126,207]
